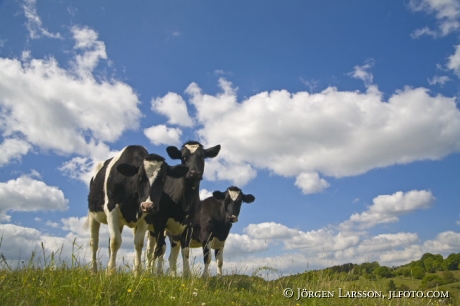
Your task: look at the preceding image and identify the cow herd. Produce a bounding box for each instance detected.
[87,141,256,277]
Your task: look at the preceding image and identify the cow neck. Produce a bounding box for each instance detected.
[182,178,200,206]
[217,199,228,223]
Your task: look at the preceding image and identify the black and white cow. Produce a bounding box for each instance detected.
[87,145,188,274]
[145,141,220,275]
[168,186,255,277]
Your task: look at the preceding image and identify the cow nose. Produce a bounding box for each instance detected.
[227,215,238,223]
[141,202,158,213]
[189,170,202,179]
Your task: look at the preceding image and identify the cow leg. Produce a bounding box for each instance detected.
[181,246,191,278]
[168,238,180,277]
[154,234,166,275]
[146,232,156,273]
[107,209,122,275]
[202,242,212,278]
[181,229,193,278]
[215,247,224,276]
[89,214,100,274]
[133,220,147,275]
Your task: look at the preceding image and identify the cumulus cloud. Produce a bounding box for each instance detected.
[199,188,213,200]
[0,26,142,181]
[245,222,300,240]
[409,0,460,37]
[0,174,68,221]
[71,26,107,77]
[0,138,31,166]
[204,159,257,187]
[165,78,460,192]
[295,172,330,194]
[346,190,435,229]
[144,125,182,146]
[223,233,269,257]
[22,0,62,39]
[151,93,193,127]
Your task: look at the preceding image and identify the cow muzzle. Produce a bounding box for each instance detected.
[187,170,203,181]
[140,201,159,214]
[226,215,238,223]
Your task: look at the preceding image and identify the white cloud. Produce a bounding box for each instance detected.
[223,233,269,257]
[0,138,31,166]
[144,125,182,146]
[357,233,419,253]
[199,188,213,200]
[295,172,330,194]
[447,45,460,76]
[409,0,460,37]
[428,75,451,85]
[0,26,142,177]
[0,175,69,221]
[71,26,107,77]
[46,221,59,228]
[179,79,460,190]
[346,190,435,229]
[348,61,374,87]
[151,92,194,127]
[411,26,438,38]
[22,0,62,39]
[204,159,257,187]
[244,222,300,240]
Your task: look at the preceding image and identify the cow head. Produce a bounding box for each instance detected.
[213,186,255,223]
[166,141,221,183]
[116,154,188,215]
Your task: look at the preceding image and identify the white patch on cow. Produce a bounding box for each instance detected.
[90,211,107,224]
[228,190,240,201]
[103,147,126,208]
[166,218,187,235]
[91,161,105,180]
[211,237,225,249]
[184,144,200,153]
[143,160,163,186]
[189,239,201,248]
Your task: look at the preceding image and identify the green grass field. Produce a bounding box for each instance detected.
[1,256,458,306]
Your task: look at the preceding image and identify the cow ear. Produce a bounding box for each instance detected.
[212,191,226,200]
[243,194,255,203]
[167,165,189,178]
[205,145,221,158]
[166,146,182,160]
[116,164,139,177]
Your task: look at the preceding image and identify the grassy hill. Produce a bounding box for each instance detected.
[1,248,459,305]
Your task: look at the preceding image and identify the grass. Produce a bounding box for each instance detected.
[0,244,459,305]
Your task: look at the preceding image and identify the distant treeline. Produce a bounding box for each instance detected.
[305,252,460,289]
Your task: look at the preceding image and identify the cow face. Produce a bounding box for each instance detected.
[213,186,255,223]
[116,154,188,215]
[167,141,221,182]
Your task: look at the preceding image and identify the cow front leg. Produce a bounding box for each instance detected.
[182,246,191,278]
[133,221,148,275]
[168,238,180,277]
[107,212,122,275]
[146,232,156,273]
[202,243,212,278]
[155,242,166,275]
[89,214,100,274]
[215,247,224,276]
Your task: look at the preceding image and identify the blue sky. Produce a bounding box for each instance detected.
[1,0,460,278]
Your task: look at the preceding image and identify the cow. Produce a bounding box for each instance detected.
[145,141,221,276]
[168,186,255,277]
[87,145,188,275]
